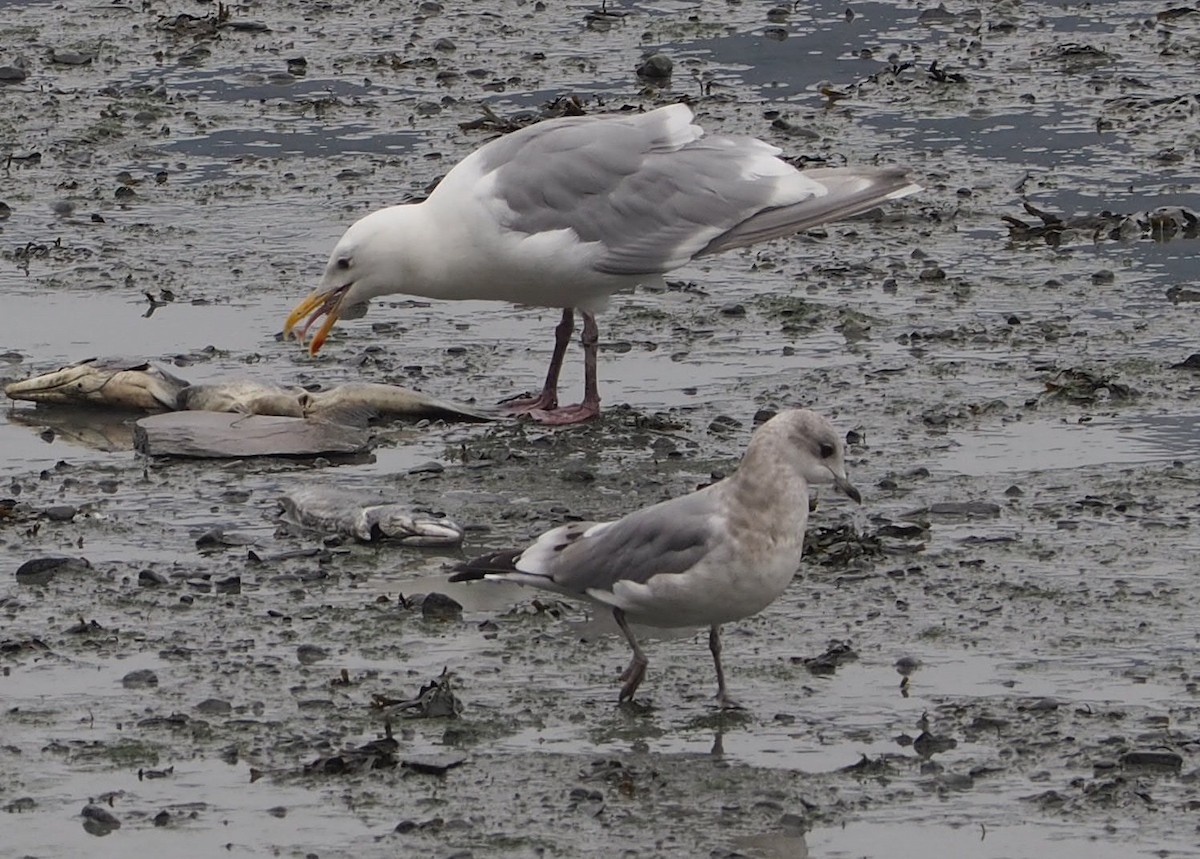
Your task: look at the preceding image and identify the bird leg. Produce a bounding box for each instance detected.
[710,625,744,710]
[613,608,648,702]
[528,310,601,425]
[501,308,574,414]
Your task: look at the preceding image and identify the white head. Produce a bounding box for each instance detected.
[282,206,419,354]
[750,408,861,502]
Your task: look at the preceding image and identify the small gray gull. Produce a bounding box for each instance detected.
[449,408,861,706]
[284,104,918,424]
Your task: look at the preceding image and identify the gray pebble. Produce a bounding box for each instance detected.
[44,505,78,522]
[635,53,673,79]
[421,592,463,622]
[122,669,159,689]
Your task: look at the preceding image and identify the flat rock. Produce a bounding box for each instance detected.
[402,753,466,775]
[16,556,91,584]
[122,669,159,689]
[134,412,369,458]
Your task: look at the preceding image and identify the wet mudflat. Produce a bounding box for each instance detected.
[2,0,1199,856]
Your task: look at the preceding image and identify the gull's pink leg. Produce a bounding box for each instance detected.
[613,608,648,703]
[502,308,574,414]
[529,310,601,425]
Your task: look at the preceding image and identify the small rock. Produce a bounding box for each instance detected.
[913,730,958,757]
[15,556,91,584]
[44,505,78,522]
[50,49,94,65]
[139,569,169,587]
[297,644,329,665]
[928,501,1001,517]
[81,804,121,835]
[402,753,466,775]
[195,698,232,715]
[215,575,242,594]
[0,66,28,82]
[635,52,673,79]
[1121,750,1183,770]
[421,592,463,622]
[122,669,159,689]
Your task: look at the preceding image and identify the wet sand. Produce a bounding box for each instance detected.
[2,0,1199,856]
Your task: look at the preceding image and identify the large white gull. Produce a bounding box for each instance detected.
[448,407,860,706]
[284,104,918,424]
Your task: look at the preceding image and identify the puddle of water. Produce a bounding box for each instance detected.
[940,415,1198,476]
[807,819,1200,859]
[2,756,382,859]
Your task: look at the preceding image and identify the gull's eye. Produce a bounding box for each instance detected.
[335,257,351,271]
[819,441,836,459]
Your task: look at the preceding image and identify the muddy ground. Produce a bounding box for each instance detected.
[2,0,1199,856]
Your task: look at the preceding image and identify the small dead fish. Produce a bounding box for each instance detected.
[4,357,187,410]
[302,381,495,423]
[178,380,307,417]
[279,486,464,547]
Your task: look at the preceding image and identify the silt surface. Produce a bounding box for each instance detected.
[1,0,1199,857]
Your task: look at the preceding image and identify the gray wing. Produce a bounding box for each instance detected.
[519,490,717,596]
[460,105,916,276]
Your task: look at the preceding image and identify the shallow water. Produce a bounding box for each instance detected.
[3,0,1200,856]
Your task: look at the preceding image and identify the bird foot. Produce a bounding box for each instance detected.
[618,657,648,702]
[715,692,746,711]
[499,391,557,415]
[527,402,600,426]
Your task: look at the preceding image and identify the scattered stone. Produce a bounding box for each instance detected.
[794,640,858,675]
[195,698,232,715]
[122,669,159,689]
[913,730,958,758]
[43,504,78,522]
[15,556,91,584]
[138,765,174,780]
[420,592,463,622]
[195,528,256,551]
[50,49,95,65]
[81,804,121,835]
[297,644,329,665]
[215,575,242,594]
[928,501,1001,518]
[139,569,169,587]
[1121,750,1183,771]
[402,753,467,776]
[135,412,369,458]
[635,53,673,79]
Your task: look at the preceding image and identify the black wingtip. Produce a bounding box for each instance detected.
[449,549,522,582]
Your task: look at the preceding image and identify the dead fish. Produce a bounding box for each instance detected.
[279,486,464,547]
[178,380,307,417]
[301,382,495,422]
[4,357,187,410]
[7,358,494,423]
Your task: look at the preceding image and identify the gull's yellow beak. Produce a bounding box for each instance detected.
[283,286,349,356]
